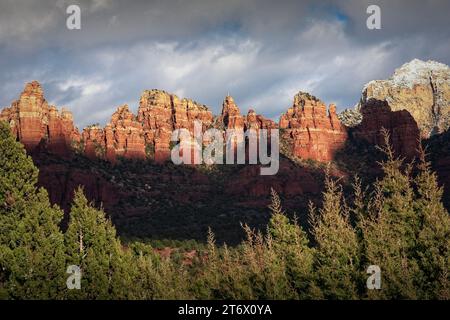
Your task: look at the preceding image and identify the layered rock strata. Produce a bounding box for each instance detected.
[279,92,348,162]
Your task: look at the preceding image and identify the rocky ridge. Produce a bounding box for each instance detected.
[1,80,426,165]
[2,82,347,164]
[1,66,448,243]
[338,106,362,127]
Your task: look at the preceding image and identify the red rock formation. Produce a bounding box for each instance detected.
[37,162,119,215]
[82,125,105,160]
[0,83,216,163]
[137,89,213,162]
[0,81,80,156]
[218,95,276,131]
[220,95,245,130]
[82,105,147,162]
[216,95,278,164]
[246,109,277,131]
[352,99,420,160]
[1,82,422,166]
[279,92,347,162]
[109,105,146,159]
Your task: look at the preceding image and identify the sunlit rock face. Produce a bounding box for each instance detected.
[0,81,80,156]
[137,89,213,162]
[82,105,147,162]
[359,59,450,138]
[279,92,348,162]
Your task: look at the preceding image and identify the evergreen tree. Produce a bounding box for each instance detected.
[267,189,314,299]
[192,228,254,299]
[361,130,419,299]
[132,249,190,299]
[309,170,360,299]
[413,147,450,299]
[64,188,131,299]
[0,121,65,299]
[240,224,294,299]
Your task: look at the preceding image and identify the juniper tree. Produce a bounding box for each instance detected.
[267,189,314,299]
[0,121,65,299]
[361,130,419,299]
[131,248,190,300]
[64,188,132,299]
[413,146,450,299]
[239,224,295,299]
[192,228,254,300]
[309,170,360,299]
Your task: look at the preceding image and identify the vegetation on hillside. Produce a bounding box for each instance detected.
[0,122,448,299]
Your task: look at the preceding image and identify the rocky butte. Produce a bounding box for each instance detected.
[0,81,80,156]
[356,59,450,137]
[82,104,147,162]
[137,89,214,162]
[0,83,218,163]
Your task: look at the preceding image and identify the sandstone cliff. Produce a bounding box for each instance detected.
[352,98,420,160]
[0,82,217,163]
[218,95,277,131]
[82,105,146,162]
[138,89,213,162]
[279,92,348,162]
[1,80,431,165]
[0,81,80,156]
[358,59,450,137]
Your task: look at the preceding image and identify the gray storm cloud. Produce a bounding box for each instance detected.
[0,0,449,127]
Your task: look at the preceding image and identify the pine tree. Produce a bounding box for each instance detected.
[267,189,314,299]
[192,228,253,299]
[64,188,131,299]
[240,224,294,299]
[361,129,419,299]
[309,170,360,299]
[0,121,65,299]
[413,146,450,299]
[132,248,190,299]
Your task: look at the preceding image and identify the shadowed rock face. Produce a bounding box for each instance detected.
[352,98,421,160]
[423,129,450,210]
[433,149,450,209]
[279,92,348,162]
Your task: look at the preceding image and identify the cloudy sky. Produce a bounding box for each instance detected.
[0,0,449,127]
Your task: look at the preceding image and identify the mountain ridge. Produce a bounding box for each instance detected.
[0,60,449,243]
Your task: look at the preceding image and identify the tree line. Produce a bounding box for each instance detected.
[0,122,448,299]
